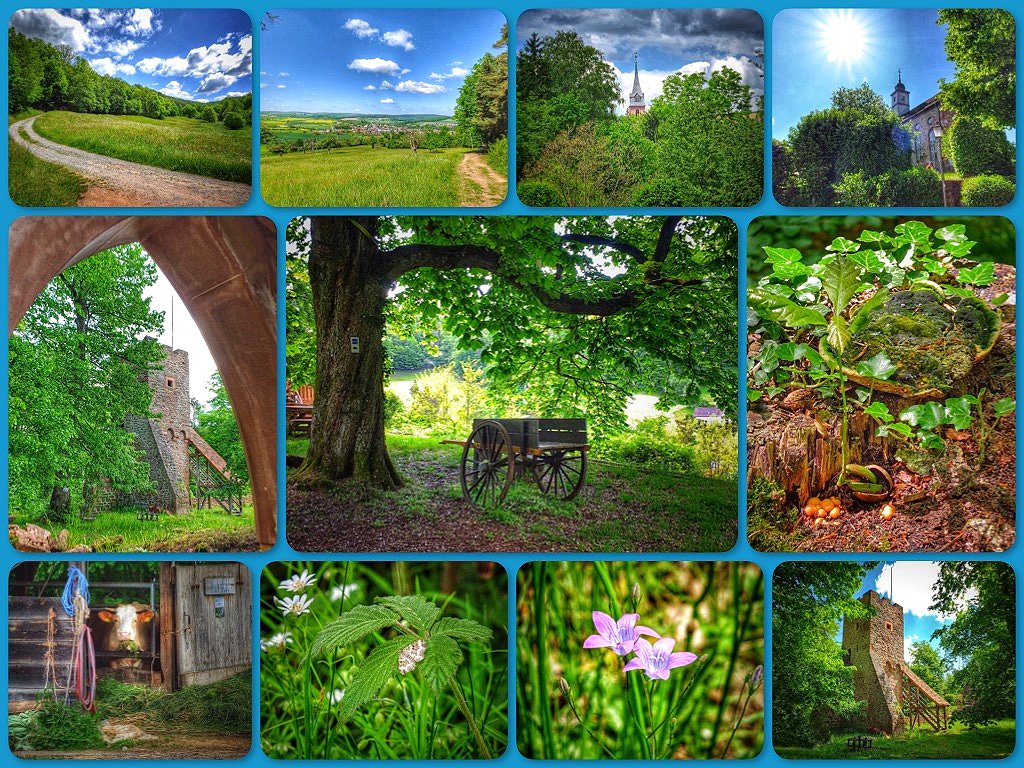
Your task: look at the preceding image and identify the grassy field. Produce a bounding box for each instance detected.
[286,434,738,552]
[8,135,86,206]
[9,506,259,552]
[32,112,252,182]
[260,145,467,206]
[775,720,1015,759]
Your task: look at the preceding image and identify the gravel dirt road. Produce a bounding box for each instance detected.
[10,116,251,207]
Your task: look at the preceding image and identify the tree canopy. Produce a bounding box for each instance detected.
[772,561,875,747]
[9,244,165,515]
[290,216,738,488]
[453,24,508,148]
[938,9,1016,130]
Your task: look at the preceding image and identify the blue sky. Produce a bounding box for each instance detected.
[834,562,964,663]
[773,8,953,139]
[9,8,251,102]
[260,9,506,115]
[518,9,763,115]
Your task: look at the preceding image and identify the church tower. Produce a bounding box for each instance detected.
[891,69,909,116]
[627,50,645,116]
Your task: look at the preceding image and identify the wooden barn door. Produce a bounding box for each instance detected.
[160,562,251,690]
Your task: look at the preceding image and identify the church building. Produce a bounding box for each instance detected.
[627,51,645,116]
[891,70,954,171]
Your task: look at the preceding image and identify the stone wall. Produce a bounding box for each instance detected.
[841,590,907,734]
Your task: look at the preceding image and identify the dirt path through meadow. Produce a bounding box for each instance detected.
[9,116,250,207]
[458,151,507,207]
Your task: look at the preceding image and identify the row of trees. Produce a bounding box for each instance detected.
[773,562,1015,748]
[264,126,458,156]
[8,28,251,125]
[516,31,763,207]
[453,24,508,149]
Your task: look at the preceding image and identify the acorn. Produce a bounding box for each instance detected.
[881,503,896,521]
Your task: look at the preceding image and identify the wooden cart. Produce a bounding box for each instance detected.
[444,418,589,507]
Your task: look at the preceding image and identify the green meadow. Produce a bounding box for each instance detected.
[32,111,252,183]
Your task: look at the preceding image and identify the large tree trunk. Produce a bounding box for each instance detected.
[293,218,403,489]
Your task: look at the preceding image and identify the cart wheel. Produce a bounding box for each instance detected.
[533,449,587,501]
[460,420,514,507]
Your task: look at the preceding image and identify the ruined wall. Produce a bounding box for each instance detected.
[841,590,906,734]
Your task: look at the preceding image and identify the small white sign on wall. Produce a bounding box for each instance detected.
[351,337,360,353]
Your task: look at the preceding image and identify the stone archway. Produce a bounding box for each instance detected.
[8,216,277,547]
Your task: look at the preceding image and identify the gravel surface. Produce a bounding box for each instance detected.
[10,116,251,207]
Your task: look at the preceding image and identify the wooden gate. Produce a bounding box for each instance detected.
[8,597,74,710]
[160,562,251,690]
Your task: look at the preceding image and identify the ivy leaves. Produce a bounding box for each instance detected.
[309,594,493,720]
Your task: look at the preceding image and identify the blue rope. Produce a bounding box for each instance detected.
[61,567,89,617]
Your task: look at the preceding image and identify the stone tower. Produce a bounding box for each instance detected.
[842,590,907,734]
[891,69,909,116]
[627,51,646,116]
[124,345,193,513]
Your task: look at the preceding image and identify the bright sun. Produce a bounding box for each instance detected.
[816,10,869,66]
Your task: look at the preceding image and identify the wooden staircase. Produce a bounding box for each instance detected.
[900,662,950,731]
[186,428,243,515]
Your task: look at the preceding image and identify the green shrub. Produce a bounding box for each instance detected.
[222,111,245,130]
[946,117,1014,177]
[600,431,697,475]
[384,389,404,427]
[631,178,687,206]
[833,171,875,206]
[517,180,563,207]
[772,139,798,205]
[961,174,1015,207]
[27,699,105,750]
[875,167,943,206]
[485,137,508,175]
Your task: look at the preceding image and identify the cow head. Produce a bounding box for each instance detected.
[97,604,155,648]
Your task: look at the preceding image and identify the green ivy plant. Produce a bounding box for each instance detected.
[308,594,493,757]
[749,221,1007,486]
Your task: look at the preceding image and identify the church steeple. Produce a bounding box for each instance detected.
[627,50,646,116]
[891,68,909,116]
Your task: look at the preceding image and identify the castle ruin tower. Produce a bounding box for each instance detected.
[627,50,646,116]
[842,590,907,734]
[891,68,910,116]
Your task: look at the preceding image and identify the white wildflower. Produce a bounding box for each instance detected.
[261,632,293,651]
[329,583,360,602]
[279,569,316,593]
[276,594,314,617]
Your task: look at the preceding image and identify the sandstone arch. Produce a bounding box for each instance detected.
[9,216,277,547]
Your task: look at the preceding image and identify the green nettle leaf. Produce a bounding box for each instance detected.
[900,402,946,431]
[856,352,897,381]
[956,261,995,286]
[944,397,975,431]
[993,398,1016,418]
[749,289,827,329]
[309,604,396,658]
[376,595,442,632]
[863,402,893,423]
[419,636,463,694]
[430,616,493,643]
[821,258,862,315]
[877,422,913,438]
[827,315,850,355]
[827,236,861,254]
[340,638,410,720]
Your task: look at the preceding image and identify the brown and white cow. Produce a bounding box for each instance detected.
[93,603,158,669]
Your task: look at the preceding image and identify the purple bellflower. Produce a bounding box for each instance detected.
[583,611,659,655]
[623,638,698,680]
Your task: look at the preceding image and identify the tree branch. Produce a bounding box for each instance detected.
[558,234,646,261]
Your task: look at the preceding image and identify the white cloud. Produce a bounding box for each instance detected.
[106,39,143,60]
[429,66,469,81]
[344,18,379,39]
[219,91,247,99]
[260,83,267,88]
[89,57,137,76]
[125,8,156,36]
[382,28,414,51]
[395,80,446,94]
[10,9,93,52]
[159,80,192,99]
[137,34,252,81]
[348,58,401,75]
[874,562,975,620]
[379,80,393,90]
[450,60,463,66]
[678,55,763,93]
[363,85,377,91]
[903,633,919,663]
[279,72,290,77]
[380,98,395,104]
[276,84,286,89]
[400,68,410,75]
[197,73,238,94]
